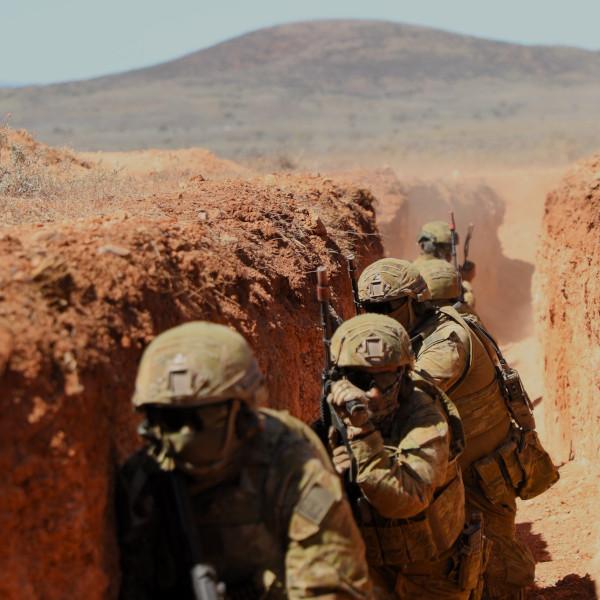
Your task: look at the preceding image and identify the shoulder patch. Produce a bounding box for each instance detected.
[295,483,336,526]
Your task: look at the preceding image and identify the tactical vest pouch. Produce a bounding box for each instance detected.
[497,438,524,490]
[516,429,559,500]
[472,453,510,504]
[456,513,487,592]
[498,366,536,431]
[359,475,465,566]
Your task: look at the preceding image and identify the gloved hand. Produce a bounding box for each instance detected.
[330,379,373,440]
[328,427,352,476]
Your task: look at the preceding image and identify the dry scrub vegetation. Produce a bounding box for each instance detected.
[0,126,133,226]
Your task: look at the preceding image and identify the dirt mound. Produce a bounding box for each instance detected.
[533,154,600,594]
[0,127,90,169]
[0,126,255,227]
[80,147,252,180]
[0,174,381,599]
[534,155,600,465]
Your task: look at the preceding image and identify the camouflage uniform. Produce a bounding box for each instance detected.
[327,314,482,599]
[414,220,476,314]
[117,321,372,600]
[358,260,535,600]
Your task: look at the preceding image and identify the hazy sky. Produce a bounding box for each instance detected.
[2,0,599,85]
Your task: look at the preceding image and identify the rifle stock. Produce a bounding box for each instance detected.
[170,471,224,600]
[346,253,362,315]
[449,212,465,304]
[316,266,359,482]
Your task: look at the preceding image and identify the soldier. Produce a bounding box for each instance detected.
[117,321,373,600]
[326,313,484,599]
[357,259,535,600]
[414,220,476,312]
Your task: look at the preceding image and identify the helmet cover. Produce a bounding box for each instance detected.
[133,321,265,409]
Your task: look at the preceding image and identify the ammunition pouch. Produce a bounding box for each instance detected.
[516,429,560,500]
[455,512,490,594]
[358,473,465,566]
[472,429,559,503]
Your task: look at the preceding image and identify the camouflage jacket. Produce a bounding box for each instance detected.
[117,409,372,600]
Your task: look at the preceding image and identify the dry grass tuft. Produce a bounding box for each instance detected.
[0,125,134,226]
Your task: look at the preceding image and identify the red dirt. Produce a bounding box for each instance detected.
[0,160,382,598]
[534,156,600,466]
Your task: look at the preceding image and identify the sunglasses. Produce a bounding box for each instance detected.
[342,369,403,393]
[145,406,205,432]
[362,297,408,315]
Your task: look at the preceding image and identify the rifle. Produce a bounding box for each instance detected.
[463,223,474,268]
[449,212,465,304]
[316,266,362,482]
[346,253,362,315]
[169,471,224,600]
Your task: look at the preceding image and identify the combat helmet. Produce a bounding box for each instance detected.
[330,313,414,370]
[417,220,457,245]
[134,321,266,409]
[357,258,430,306]
[134,321,267,482]
[417,258,461,302]
[417,220,458,258]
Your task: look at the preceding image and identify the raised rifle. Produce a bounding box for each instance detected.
[449,211,465,304]
[316,266,362,482]
[169,471,225,600]
[346,253,362,315]
[463,223,474,269]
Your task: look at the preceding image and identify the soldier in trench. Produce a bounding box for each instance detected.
[413,220,476,314]
[116,321,373,600]
[356,258,537,600]
[325,312,485,599]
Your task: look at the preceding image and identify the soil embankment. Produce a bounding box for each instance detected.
[0,140,382,599]
[534,156,600,466]
[532,155,600,594]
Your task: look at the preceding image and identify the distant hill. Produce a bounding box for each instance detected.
[2,20,600,166]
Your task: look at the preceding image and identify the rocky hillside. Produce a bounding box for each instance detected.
[2,20,600,164]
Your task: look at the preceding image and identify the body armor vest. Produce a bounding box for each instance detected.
[357,387,466,568]
[189,411,304,593]
[414,306,511,471]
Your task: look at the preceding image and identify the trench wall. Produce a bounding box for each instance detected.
[533,156,600,465]
[0,176,382,599]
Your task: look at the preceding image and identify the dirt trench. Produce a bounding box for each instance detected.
[0,166,382,598]
[530,155,600,595]
[1,130,598,598]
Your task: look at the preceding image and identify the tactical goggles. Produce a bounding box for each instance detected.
[341,369,404,394]
[361,297,408,315]
[145,402,231,433]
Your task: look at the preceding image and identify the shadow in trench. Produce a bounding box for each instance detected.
[517,522,552,563]
[375,177,535,344]
[527,574,598,599]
